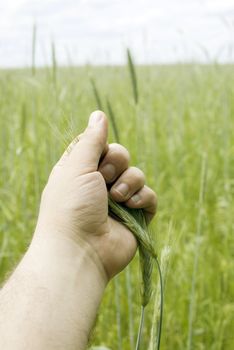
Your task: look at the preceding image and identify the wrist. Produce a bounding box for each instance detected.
[29,232,109,287]
[1,233,108,350]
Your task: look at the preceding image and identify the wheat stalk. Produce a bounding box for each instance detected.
[90,77,103,110]
[106,98,120,144]
[149,246,171,350]
[108,197,163,350]
[51,41,57,87]
[127,49,138,105]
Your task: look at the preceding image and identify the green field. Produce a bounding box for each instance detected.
[0,63,233,349]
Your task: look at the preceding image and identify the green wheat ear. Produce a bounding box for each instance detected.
[108,197,163,350]
[108,197,155,304]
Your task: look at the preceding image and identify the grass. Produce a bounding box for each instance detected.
[186,153,207,350]
[0,62,234,349]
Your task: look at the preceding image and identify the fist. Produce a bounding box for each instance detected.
[35,111,157,279]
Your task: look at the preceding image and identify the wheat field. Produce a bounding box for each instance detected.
[0,62,233,349]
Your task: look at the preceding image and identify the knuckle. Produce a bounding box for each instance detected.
[109,143,130,163]
[84,133,105,150]
[129,166,145,182]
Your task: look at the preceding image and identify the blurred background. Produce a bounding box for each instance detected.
[0,1,233,350]
[0,0,234,67]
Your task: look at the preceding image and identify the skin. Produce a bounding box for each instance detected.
[0,111,157,350]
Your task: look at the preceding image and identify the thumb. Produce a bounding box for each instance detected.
[68,110,108,175]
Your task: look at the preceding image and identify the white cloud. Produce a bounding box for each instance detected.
[0,0,233,67]
[205,0,234,12]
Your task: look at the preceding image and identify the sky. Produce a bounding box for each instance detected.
[0,0,234,67]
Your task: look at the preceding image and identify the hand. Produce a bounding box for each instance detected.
[0,110,157,350]
[35,111,157,280]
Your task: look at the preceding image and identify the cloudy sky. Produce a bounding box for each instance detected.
[0,0,234,67]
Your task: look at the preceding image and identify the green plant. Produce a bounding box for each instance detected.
[1,62,233,350]
[108,197,163,350]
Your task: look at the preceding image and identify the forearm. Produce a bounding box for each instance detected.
[0,234,107,350]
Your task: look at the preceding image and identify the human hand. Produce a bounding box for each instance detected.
[35,111,157,280]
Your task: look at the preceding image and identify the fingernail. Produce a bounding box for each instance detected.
[100,164,116,181]
[131,193,141,203]
[114,183,129,197]
[89,111,104,126]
